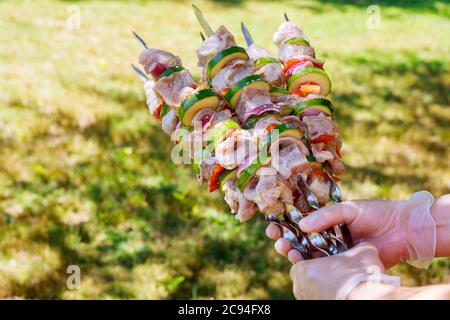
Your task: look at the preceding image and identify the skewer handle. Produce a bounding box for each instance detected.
[266,214,312,260]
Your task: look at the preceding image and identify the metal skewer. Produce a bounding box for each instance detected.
[240,22,254,46]
[284,203,337,256]
[200,32,205,41]
[284,13,289,22]
[131,64,150,82]
[131,30,148,49]
[323,162,342,203]
[192,4,214,37]
[266,212,311,260]
[323,162,353,249]
[296,175,320,210]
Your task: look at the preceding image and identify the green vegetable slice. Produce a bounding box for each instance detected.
[224,75,270,108]
[254,56,279,70]
[287,67,331,96]
[219,169,237,189]
[157,65,184,80]
[292,98,334,116]
[283,37,310,47]
[178,89,220,126]
[207,46,249,79]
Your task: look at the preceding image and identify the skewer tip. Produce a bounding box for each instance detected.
[131,30,148,49]
[131,63,150,82]
[191,3,214,37]
[240,21,254,46]
[200,32,205,41]
[284,13,289,21]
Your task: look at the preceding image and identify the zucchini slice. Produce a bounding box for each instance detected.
[287,67,331,96]
[192,145,214,175]
[224,74,270,108]
[277,123,302,139]
[236,153,270,192]
[178,89,220,126]
[244,111,281,129]
[207,46,249,79]
[192,120,240,175]
[260,123,302,151]
[292,98,334,117]
[207,119,241,147]
[219,169,237,189]
[175,126,190,144]
[237,158,262,191]
[269,87,289,96]
[157,65,184,80]
[159,103,170,119]
[283,37,311,47]
[254,56,279,70]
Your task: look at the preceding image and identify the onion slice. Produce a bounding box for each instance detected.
[282,115,303,129]
[299,107,331,118]
[192,108,216,129]
[243,103,280,122]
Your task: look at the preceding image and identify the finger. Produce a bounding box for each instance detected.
[287,249,303,264]
[274,238,291,256]
[288,247,326,264]
[265,223,281,240]
[290,260,306,281]
[298,201,359,233]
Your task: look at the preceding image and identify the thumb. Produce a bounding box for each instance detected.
[299,201,359,233]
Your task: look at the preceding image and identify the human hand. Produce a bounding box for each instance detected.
[289,242,400,300]
[267,191,436,268]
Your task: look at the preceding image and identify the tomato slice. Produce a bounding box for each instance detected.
[208,164,225,192]
[283,58,324,74]
[265,123,278,133]
[311,168,329,181]
[283,58,304,73]
[293,83,321,97]
[311,134,334,144]
[332,175,341,183]
[222,87,230,96]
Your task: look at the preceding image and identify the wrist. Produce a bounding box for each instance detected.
[431,194,450,258]
[400,191,436,268]
[347,282,398,300]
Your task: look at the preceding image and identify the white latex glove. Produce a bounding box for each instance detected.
[268,191,436,268]
[290,242,401,300]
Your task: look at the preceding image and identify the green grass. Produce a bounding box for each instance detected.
[0,0,449,299]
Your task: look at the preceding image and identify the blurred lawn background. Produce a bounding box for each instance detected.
[0,0,449,299]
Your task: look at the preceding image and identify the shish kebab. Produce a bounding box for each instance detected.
[132,8,346,258]
[131,6,351,258]
[193,7,350,252]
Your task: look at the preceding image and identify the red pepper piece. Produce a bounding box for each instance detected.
[208,164,225,192]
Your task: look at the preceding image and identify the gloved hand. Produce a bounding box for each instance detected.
[290,242,401,300]
[267,191,436,268]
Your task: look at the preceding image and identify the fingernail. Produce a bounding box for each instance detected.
[288,250,302,264]
[274,240,282,253]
